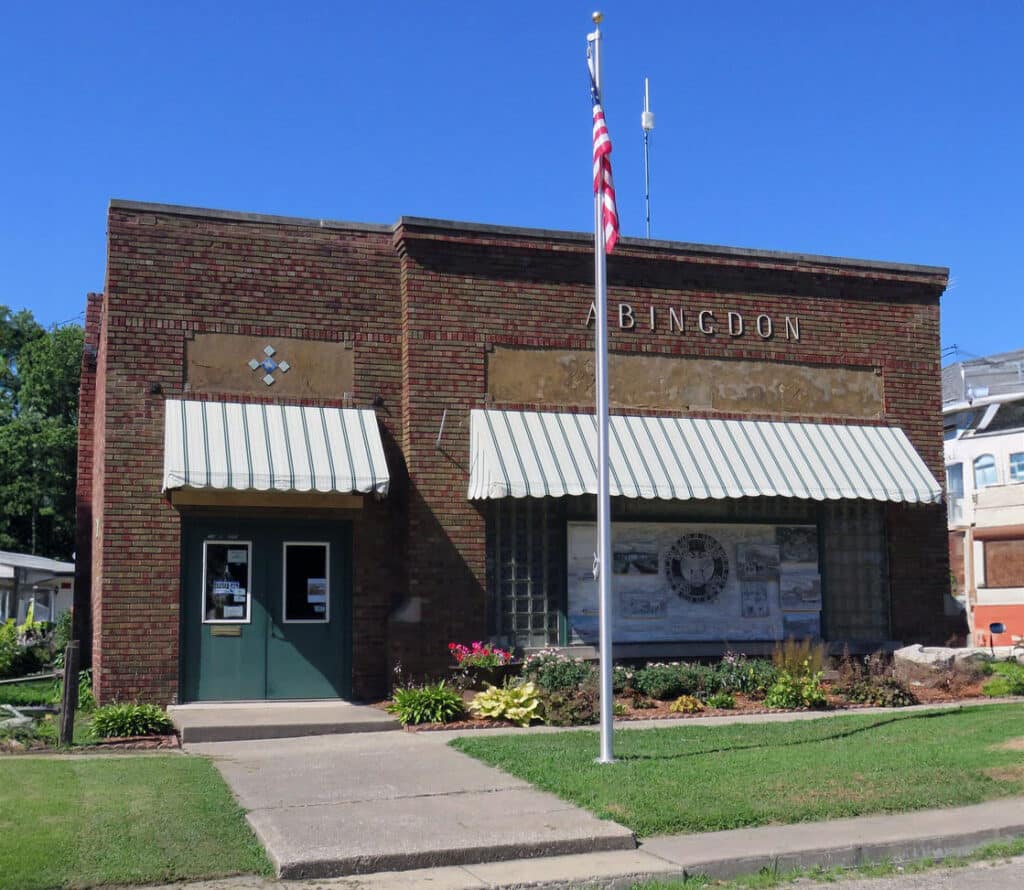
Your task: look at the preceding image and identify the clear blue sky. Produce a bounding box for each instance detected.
[2,1,1020,360]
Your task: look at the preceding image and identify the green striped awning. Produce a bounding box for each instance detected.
[467,409,942,504]
[163,400,389,495]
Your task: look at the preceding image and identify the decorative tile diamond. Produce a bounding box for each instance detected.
[249,345,291,386]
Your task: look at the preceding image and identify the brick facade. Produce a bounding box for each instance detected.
[78,201,952,704]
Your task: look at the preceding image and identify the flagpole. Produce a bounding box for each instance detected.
[589,10,615,765]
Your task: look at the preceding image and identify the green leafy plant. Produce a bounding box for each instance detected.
[468,682,541,727]
[765,670,828,709]
[706,691,736,709]
[541,686,598,726]
[633,662,716,700]
[89,703,174,739]
[669,694,704,714]
[387,681,464,725]
[842,676,918,707]
[982,661,1024,697]
[612,665,634,694]
[524,649,596,693]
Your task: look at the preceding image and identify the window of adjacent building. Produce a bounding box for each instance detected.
[283,542,329,622]
[946,463,964,498]
[202,540,251,623]
[974,454,997,488]
[983,539,1024,588]
[1010,452,1024,483]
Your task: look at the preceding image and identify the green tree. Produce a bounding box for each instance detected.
[0,306,82,558]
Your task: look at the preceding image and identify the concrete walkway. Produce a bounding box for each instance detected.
[188,730,635,878]
[169,701,399,743]
[185,700,1024,883]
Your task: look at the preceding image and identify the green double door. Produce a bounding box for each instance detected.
[181,518,351,701]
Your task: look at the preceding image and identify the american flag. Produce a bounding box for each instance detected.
[590,72,619,253]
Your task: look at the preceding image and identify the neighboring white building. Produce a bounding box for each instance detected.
[0,551,75,625]
[943,349,1024,646]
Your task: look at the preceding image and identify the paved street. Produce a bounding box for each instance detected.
[800,856,1024,889]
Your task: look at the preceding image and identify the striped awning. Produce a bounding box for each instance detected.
[468,409,942,504]
[163,400,389,495]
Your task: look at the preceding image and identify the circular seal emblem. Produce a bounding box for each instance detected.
[665,533,729,602]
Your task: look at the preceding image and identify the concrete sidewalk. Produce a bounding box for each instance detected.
[137,799,1024,889]
[186,701,1024,884]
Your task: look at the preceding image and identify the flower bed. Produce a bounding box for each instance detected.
[387,643,1001,732]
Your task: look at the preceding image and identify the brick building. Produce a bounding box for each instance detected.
[76,200,953,705]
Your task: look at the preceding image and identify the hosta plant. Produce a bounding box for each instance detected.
[89,703,174,739]
[705,691,736,709]
[388,681,464,726]
[468,681,541,727]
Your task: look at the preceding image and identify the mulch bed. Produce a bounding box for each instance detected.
[0,734,181,755]
[401,682,996,732]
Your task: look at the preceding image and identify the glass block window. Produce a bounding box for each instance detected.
[946,463,964,498]
[821,501,889,641]
[486,499,564,648]
[974,454,997,488]
[1010,452,1024,483]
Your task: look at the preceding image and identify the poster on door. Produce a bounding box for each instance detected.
[567,521,821,644]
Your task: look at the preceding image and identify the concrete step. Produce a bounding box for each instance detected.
[169,701,400,743]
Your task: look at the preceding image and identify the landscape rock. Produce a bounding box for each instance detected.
[894,645,992,686]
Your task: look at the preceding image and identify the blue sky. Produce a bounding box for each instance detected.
[2,1,1020,360]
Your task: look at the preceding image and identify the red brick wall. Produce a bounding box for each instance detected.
[73,292,103,659]
[85,205,951,703]
[90,205,405,702]
[393,220,951,668]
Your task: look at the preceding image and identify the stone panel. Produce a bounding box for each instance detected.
[185,334,354,398]
[487,346,883,419]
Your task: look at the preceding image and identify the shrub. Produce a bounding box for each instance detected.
[612,665,634,694]
[633,662,716,700]
[89,703,174,739]
[765,670,828,710]
[843,678,917,707]
[53,610,73,654]
[387,681,464,726]
[739,659,779,697]
[468,682,541,727]
[541,687,598,726]
[0,618,50,679]
[706,691,736,709]
[669,695,704,714]
[982,661,1024,697]
[524,650,596,693]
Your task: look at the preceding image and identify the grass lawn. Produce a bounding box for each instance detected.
[451,704,1024,837]
[0,679,60,707]
[0,756,271,889]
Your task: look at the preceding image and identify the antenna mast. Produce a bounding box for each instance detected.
[641,77,655,238]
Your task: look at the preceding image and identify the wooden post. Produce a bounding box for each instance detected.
[59,641,80,747]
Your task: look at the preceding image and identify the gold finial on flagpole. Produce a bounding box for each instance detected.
[592,11,603,24]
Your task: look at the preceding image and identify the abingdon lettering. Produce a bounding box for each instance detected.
[584,303,801,341]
